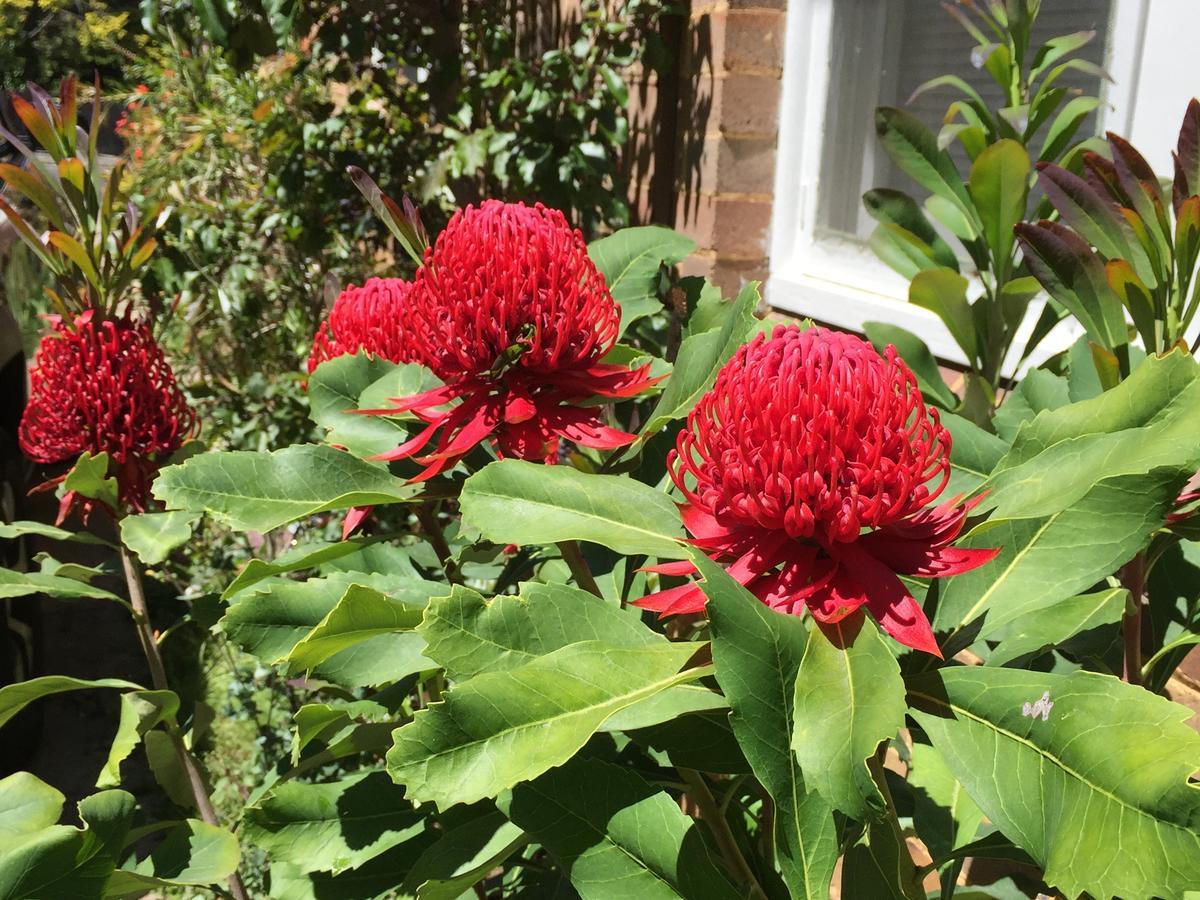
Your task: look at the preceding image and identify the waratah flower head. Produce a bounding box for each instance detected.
[19,311,197,519]
[635,324,999,656]
[307,277,414,373]
[370,200,657,481]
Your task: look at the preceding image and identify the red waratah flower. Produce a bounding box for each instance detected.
[19,311,197,520]
[368,201,658,482]
[307,277,414,373]
[634,325,1000,656]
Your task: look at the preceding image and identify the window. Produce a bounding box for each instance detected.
[768,0,1193,369]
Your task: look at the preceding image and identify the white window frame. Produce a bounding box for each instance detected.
[767,0,1149,371]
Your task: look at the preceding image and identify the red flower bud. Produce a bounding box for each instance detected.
[635,325,1000,656]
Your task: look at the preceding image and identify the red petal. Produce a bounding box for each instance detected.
[639,560,698,576]
[859,535,1001,578]
[342,505,373,539]
[826,542,942,656]
[370,416,444,462]
[631,581,708,615]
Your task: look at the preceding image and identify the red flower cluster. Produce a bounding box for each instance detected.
[307,277,414,373]
[369,201,657,481]
[19,312,197,519]
[635,325,998,655]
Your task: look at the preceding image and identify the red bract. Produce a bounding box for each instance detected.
[307,277,414,373]
[19,311,197,520]
[369,201,656,481]
[634,325,999,656]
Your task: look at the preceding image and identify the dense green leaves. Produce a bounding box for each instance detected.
[699,553,837,899]
[105,820,241,893]
[459,459,686,558]
[154,444,419,532]
[499,757,740,900]
[400,812,526,900]
[285,584,425,675]
[386,641,702,809]
[910,667,1200,899]
[244,771,430,875]
[875,107,979,230]
[792,618,907,820]
[987,588,1127,665]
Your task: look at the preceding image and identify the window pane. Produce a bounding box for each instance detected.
[817,1,1114,241]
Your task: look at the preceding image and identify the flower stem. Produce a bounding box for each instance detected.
[416,504,462,584]
[120,546,249,900]
[1122,552,1146,685]
[679,768,766,899]
[557,539,602,597]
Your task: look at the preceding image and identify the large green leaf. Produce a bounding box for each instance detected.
[909,667,1200,899]
[987,588,1127,665]
[967,139,1030,275]
[907,742,983,864]
[991,369,1070,443]
[639,282,758,437]
[840,817,924,900]
[0,568,123,603]
[308,354,436,457]
[587,226,696,334]
[418,583,658,680]
[105,819,240,893]
[153,444,419,533]
[982,352,1200,519]
[399,812,526,900]
[222,537,394,598]
[0,676,141,730]
[499,757,741,900]
[0,789,135,900]
[221,575,439,687]
[0,773,64,840]
[119,511,200,565]
[862,188,959,272]
[909,268,976,361]
[243,770,430,875]
[942,412,1009,498]
[699,553,837,899]
[792,617,906,820]
[875,107,979,230]
[386,641,702,809]
[935,469,1182,639]
[459,459,685,558]
[97,690,178,788]
[285,584,425,675]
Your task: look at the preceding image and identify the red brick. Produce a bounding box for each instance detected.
[725,9,785,71]
[712,196,772,258]
[675,190,718,250]
[717,73,781,135]
[711,257,770,299]
[713,135,777,194]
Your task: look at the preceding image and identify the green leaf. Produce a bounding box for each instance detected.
[587,226,696,334]
[868,223,950,280]
[935,470,1182,640]
[0,568,123,602]
[459,459,685,558]
[792,618,906,820]
[244,771,430,875]
[292,696,400,763]
[982,351,1200,518]
[699,552,837,899]
[286,583,425,674]
[909,667,1200,899]
[875,107,979,231]
[907,742,983,864]
[0,789,135,900]
[0,773,64,840]
[400,812,526,900]
[153,444,419,533]
[62,451,118,511]
[222,538,392,598]
[863,322,957,409]
[967,140,1030,276]
[841,817,925,900]
[991,369,1070,443]
[105,819,240,892]
[222,574,440,687]
[599,683,726,733]
[909,268,976,361]
[386,641,702,809]
[0,520,113,546]
[988,588,1127,665]
[941,412,1009,498]
[98,690,179,788]
[499,757,741,900]
[143,731,193,809]
[419,583,659,680]
[862,188,959,272]
[308,354,436,457]
[119,511,200,565]
[0,676,141,730]
[640,281,758,437]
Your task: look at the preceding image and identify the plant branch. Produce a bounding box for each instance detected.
[415,503,462,584]
[557,539,602,597]
[120,546,249,900]
[679,768,766,900]
[1121,552,1146,685]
